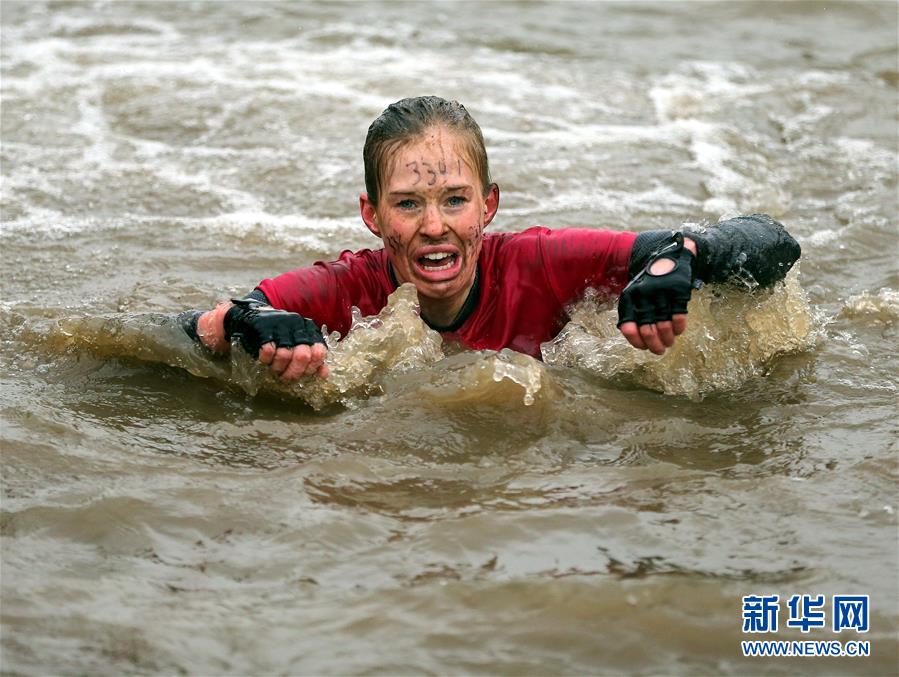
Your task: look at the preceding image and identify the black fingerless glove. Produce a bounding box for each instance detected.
[223,299,324,358]
[617,232,694,328]
[684,213,800,288]
[179,310,203,341]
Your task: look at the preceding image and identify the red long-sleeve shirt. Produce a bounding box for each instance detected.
[257,226,636,359]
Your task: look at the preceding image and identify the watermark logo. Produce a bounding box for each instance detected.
[833,595,869,633]
[786,594,826,632]
[742,594,780,633]
[741,593,871,658]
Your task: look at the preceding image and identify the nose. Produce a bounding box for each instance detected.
[419,203,447,239]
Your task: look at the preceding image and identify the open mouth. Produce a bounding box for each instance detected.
[412,247,463,282]
[418,251,458,271]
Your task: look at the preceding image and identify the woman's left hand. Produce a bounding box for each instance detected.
[617,236,697,355]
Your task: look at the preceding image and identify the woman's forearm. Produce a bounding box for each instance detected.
[196,303,232,353]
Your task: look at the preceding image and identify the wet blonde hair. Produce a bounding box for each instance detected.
[363,96,491,206]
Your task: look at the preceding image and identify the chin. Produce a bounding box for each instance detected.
[413,279,462,299]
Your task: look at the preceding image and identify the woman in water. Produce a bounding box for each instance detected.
[181,96,800,381]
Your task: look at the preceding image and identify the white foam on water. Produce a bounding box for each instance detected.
[72,82,116,166]
[794,69,855,88]
[2,27,409,116]
[833,137,897,180]
[1,37,74,83]
[841,288,899,325]
[500,182,698,221]
[45,13,179,40]
[0,207,96,238]
[675,120,789,218]
[647,62,796,217]
[777,104,834,143]
[152,163,260,213]
[485,121,679,146]
[0,204,364,249]
[185,210,365,252]
[648,61,770,124]
[801,229,842,246]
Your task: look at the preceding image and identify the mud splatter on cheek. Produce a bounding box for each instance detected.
[385,234,405,254]
[467,219,484,250]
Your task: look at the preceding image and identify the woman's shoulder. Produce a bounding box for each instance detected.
[330,246,389,270]
[480,227,556,271]
[484,226,554,249]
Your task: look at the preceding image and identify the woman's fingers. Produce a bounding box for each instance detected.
[618,320,686,354]
[656,320,675,347]
[270,346,294,374]
[618,321,647,350]
[259,343,329,382]
[304,343,327,375]
[258,342,277,364]
[638,323,666,355]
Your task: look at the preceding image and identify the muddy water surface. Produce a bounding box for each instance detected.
[1,1,897,674]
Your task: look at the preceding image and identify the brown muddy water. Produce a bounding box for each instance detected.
[1,1,897,675]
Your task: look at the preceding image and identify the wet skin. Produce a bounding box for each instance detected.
[360,126,499,328]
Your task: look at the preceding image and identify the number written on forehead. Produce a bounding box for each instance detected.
[404,158,467,186]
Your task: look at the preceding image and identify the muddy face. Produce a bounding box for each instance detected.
[361,126,497,325]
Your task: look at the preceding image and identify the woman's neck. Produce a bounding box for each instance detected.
[417,271,479,330]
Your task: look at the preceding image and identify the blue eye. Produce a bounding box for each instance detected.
[397,199,417,210]
[447,195,467,207]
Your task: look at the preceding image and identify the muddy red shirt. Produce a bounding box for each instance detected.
[257,227,637,359]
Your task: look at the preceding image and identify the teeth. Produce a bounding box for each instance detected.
[418,251,456,272]
[427,260,454,271]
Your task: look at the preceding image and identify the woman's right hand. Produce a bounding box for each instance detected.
[196,301,329,381]
[258,341,329,381]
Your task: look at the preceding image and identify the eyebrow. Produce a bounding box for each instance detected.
[387,185,473,197]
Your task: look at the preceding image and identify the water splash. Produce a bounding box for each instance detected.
[29,311,232,381]
[491,350,545,406]
[14,284,443,409]
[840,288,899,326]
[542,267,819,398]
[233,285,546,409]
[231,284,445,408]
[16,272,815,406]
